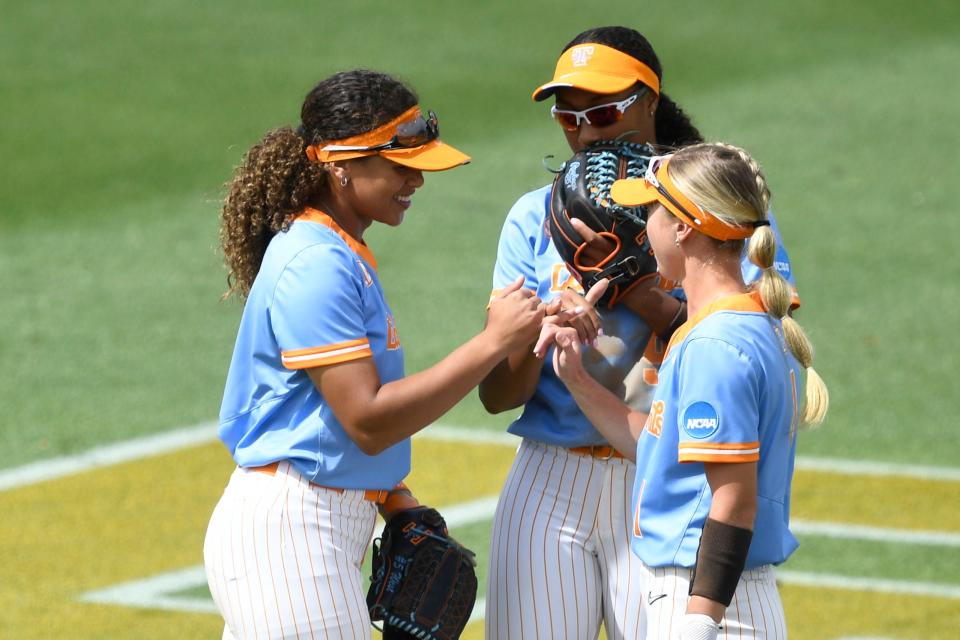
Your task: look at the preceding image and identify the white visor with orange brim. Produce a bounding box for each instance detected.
[305,106,470,171]
[611,155,766,241]
[532,43,661,101]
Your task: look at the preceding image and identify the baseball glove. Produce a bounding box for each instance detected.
[367,506,478,640]
[548,140,659,308]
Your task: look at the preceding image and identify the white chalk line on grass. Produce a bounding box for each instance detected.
[794,456,960,482]
[777,570,960,600]
[8,421,960,614]
[3,420,960,493]
[80,494,499,623]
[0,421,220,492]
[80,490,960,623]
[791,520,960,547]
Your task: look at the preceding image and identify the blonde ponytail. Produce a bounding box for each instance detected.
[671,142,830,427]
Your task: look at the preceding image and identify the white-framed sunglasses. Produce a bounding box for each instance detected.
[551,89,645,131]
[643,154,705,227]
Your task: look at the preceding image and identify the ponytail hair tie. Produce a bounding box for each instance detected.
[751,219,771,228]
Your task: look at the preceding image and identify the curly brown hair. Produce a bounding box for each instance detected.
[220,70,418,298]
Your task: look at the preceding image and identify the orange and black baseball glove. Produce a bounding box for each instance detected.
[548,140,659,307]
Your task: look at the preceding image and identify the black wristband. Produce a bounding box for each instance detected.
[688,517,753,606]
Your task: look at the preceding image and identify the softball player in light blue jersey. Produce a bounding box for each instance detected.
[481,27,799,640]
[546,143,829,640]
[219,208,409,490]
[204,70,545,640]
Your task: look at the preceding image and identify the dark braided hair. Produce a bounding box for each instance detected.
[220,70,418,299]
[564,27,704,148]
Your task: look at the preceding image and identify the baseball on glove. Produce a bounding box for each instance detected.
[547,140,659,308]
[367,506,478,640]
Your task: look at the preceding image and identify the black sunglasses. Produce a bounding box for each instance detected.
[321,111,440,153]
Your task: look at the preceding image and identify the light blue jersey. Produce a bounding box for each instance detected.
[630,292,801,569]
[491,185,658,446]
[490,185,798,447]
[219,208,409,490]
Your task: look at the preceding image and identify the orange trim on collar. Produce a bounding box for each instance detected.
[664,290,765,360]
[296,207,378,271]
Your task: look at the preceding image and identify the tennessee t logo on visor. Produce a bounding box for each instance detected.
[571,45,595,67]
[532,42,661,101]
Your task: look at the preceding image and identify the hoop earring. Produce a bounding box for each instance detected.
[340,176,349,187]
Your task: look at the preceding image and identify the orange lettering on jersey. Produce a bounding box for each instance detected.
[644,400,664,438]
[550,264,584,293]
[633,479,646,537]
[387,316,400,350]
[642,367,659,385]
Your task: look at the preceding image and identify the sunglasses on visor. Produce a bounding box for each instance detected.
[551,90,645,131]
[642,155,703,224]
[321,110,440,152]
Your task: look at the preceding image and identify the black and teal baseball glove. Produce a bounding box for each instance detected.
[367,507,478,640]
[548,140,659,308]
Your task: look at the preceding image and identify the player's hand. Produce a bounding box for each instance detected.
[548,326,588,385]
[486,276,545,354]
[545,279,608,344]
[570,218,617,267]
[535,279,608,357]
[674,613,720,640]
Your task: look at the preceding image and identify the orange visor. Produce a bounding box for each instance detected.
[532,43,661,102]
[610,156,764,241]
[305,106,470,171]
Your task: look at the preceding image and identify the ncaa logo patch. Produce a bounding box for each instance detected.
[682,402,719,439]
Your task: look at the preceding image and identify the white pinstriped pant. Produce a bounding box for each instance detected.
[486,439,646,640]
[203,462,377,640]
[644,565,787,639]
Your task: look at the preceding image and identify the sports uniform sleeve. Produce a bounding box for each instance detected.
[740,209,801,308]
[489,193,543,299]
[674,337,761,463]
[270,244,372,370]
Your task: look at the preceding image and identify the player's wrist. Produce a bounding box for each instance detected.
[675,613,720,640]
[685,595,725,622]
[379,483,420,520]
[479,323,535,361]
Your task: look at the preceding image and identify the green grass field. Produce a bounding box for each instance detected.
[3,1,959,638]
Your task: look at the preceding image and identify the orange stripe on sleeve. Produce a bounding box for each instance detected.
[281,339,372,370]
[678,441,760,463]
[680,441,759,451]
